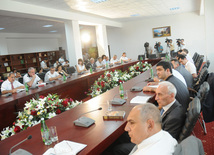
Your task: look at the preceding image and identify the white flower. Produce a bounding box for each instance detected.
[15,120,24,129]
[113,77,119,82]
[29,115,33,120]
[48,112,57,119]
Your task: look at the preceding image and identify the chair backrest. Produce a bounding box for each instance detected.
[178,97,201,142]
[192,52,199,63]
[193,53,200,65]
[18,77,23,84]
[37,73,45,81]
[195,56,204,73]
[67,66,76,74]
[202,60,210,70]
[148,54,157,59]
[194,67,208,91]
[174,136,205,155]
[197,81,210,105]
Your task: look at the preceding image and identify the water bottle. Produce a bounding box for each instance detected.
[41,118,52,145]
[119,83,124,98]
[63,74,66,81]
[150,67,154,79]
[90,66,93,73]
[25,83,29,92]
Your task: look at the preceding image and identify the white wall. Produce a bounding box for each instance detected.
[205,0,214,72]
[107,12,206,60]
[0,33,64,55]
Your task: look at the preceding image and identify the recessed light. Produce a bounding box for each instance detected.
[130,14,140,17]
[170,7,180,11]
[49,30,57,33]
[90,0,107,3]
[43,25,53,28]
[0,28,5,30]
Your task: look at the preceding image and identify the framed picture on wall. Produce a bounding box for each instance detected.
[152,26,171,38]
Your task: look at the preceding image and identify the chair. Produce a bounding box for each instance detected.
[18,77,23,84]
[192,52,199,64]
[148,54,157,59]
[67,66,76,74]
[159,53,166,57]
[137,55,145,61]
[202,60,210,70]
[193,53,200,65]
[197,82,210,135]
[178,97,201,142]
[173,136,205,155]
[37,73,45,81]
[193,67,208,91]
[195,55,204,73]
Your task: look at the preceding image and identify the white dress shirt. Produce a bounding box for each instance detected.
[110,58,119,64]
[185,61,197,75]
[59,58,65,64]
[40,61,47,69]
[162,99,176,117]
[186,54,194,64]
[172,69,187,87]
[23,74,41,87]
[44,71,59,82]
[1,79,24,92]
[130,130,177,155]
[120,56,129,61]
[96,61,103,67]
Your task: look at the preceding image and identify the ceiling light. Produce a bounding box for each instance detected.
[49,30,57,33]
[170,7,180,11]
[90,0,107,3]
[130,14,140,17]
[0,28,5,30]
[43,25,53,27]
[81,33,91,43]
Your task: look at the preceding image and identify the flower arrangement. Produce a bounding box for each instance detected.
[88,70,132,97]
[0,94,82,140]
[128,61,152,78]
[88,61,151,97]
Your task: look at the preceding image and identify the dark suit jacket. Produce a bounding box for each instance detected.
[162,100,186,140]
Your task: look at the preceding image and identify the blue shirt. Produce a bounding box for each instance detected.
[158,46,163,53]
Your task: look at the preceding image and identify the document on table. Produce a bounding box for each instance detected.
[147,85,159,88]
[43,140,87,155]
[130,96,151,104]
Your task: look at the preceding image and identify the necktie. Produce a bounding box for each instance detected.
[11,82,14,89]
[160,108,164,116]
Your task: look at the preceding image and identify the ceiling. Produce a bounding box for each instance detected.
[0,0,201,34]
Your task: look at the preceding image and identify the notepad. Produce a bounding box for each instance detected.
[43,140,87,155]
[130,96,151,104]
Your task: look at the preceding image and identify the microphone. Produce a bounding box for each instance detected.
[110,93,126,105]
[73,107,102,127]
[9,135,32,155]
[130,80,145,92]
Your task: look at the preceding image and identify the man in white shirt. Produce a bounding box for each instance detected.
[178,55,197,78]
[40,58,49,69]
[23,67,43,88]
[44,67,61,82]
[126,103,177,155]
[1,73,24,94]
[58,55,65,64]
[182,49,194,64]
[62,60,69,67]
[120,52,131,62]
[96,57,104,68]
[110,55,120,65]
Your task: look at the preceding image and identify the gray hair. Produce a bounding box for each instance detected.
[8,72,15,77]
[159,81,177,96]
[28,67,35,72]
[137,103,161,124]
[90,58,94,61]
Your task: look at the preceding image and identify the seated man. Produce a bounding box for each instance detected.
[44,67,61,82]
[40,58,49,69]
[116,104,177,155]
[110,55,120,65]
[1,73,24,94]
[86,58,97,70]
[182,49,194,64]
[156,81,186,140]
[178,54,197,78]
[96,57,104,68]
[171,58,193,88]
[62,60,69,67]
[143,61,189,111]
[120,52,131,62]
[23,67,43,88]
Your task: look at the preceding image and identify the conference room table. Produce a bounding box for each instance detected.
[0,59,159,155]
[0,59,160,132]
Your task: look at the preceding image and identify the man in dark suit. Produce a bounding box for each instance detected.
[171,58,193,88]
[156,81,186,140]
[86,58,97,70]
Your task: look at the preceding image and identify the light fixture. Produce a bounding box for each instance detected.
[49,30,57,33]
[43,25,53,27]
[170,7,180,11]
[0,28,5,30]
[130,14,140,17]
[81,33,91,43]
[90,0,107,3]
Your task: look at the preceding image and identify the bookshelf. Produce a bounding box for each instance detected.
[0,50,65,74]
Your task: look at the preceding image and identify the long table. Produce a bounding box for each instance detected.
[0,59,159,154]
